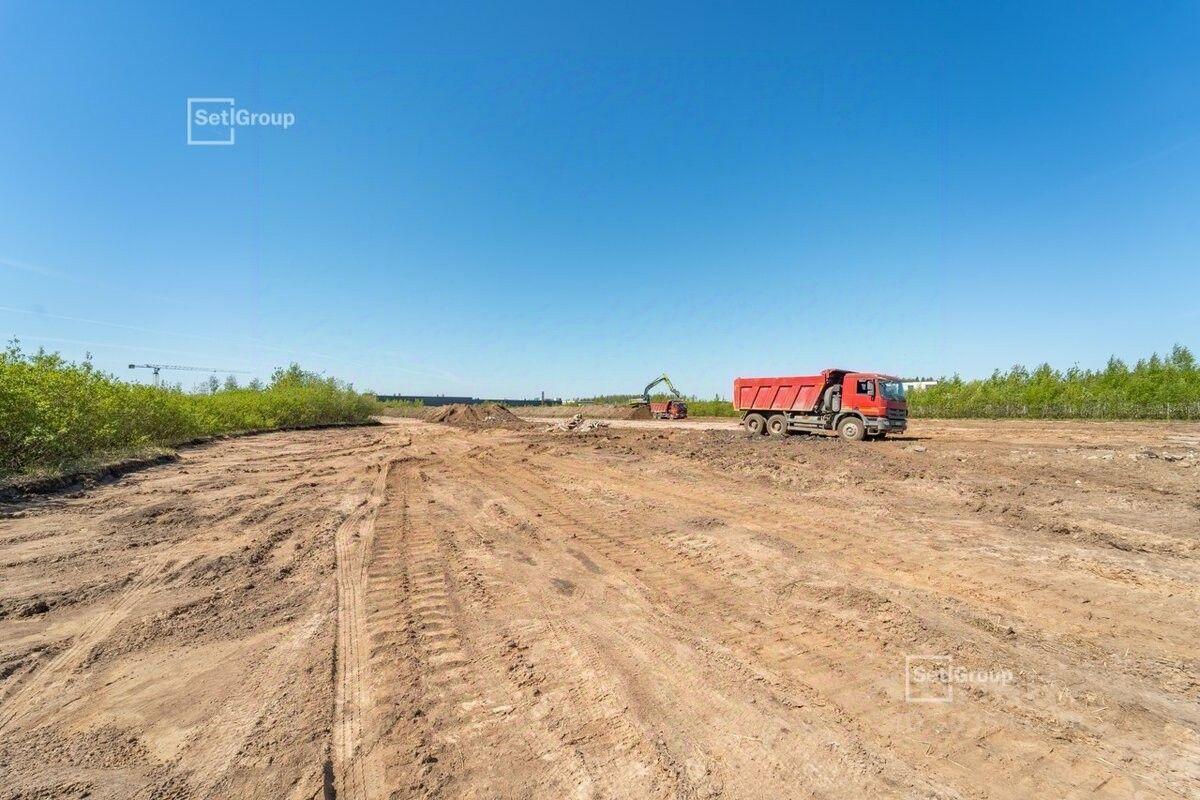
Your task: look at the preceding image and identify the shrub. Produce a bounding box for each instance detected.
[683,398,738,417]
[0,343,379,479]
[377,398,426,418]
[907,345,1200,419]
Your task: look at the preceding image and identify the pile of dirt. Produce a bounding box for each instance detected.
[617,404,654,420]
[423,403,524,427]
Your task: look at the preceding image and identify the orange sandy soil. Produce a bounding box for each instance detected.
[2,418,1197,799]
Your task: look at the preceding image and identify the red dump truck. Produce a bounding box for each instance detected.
[649,400,688,419]
[733,369,907,441]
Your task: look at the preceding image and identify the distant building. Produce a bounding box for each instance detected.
[901,380,938,392]
[490,397,563,407]
[376,394,473,406]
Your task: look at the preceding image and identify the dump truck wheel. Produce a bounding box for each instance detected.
[744,413,767,435]
[767,414,788,436]
[838,416,865,442]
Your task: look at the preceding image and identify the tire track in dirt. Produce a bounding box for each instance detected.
[359,461,683,798]
[333,457,393,800]
[359,461,497,797]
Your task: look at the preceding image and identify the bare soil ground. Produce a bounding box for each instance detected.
[1,419,1198,799]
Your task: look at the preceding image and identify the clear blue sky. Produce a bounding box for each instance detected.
[2,2,1197,398]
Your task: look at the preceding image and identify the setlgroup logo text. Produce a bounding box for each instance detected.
[187,98,296,146]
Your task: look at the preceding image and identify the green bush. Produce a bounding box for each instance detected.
[907,345,1200,419]
[683,398,738,417]
[0,343,380,479]
[377,398,426,418]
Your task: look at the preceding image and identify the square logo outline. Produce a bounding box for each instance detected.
[905,654,953,703]
[187,97,235,146]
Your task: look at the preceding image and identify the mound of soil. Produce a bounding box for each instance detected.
[621,404,654,420]
[423,403,524,427]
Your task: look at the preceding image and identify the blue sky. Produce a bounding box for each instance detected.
[1,2,1197,398]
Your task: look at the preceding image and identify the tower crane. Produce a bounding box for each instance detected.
[128,363,250,387]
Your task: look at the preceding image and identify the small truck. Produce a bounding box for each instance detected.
[733,369,907,441]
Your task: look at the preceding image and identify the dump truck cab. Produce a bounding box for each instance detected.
[834,371,908,440]
[733,369,908,440]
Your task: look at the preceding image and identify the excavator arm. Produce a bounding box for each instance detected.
[641,373,683,402]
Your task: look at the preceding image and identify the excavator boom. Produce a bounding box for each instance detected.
[641,373,683,401]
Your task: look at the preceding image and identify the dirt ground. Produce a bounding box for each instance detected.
[1,418,1198,799]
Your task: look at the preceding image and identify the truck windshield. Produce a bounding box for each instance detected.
[879,381,905,400]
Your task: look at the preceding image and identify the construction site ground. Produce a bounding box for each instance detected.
[1,417,1198,799]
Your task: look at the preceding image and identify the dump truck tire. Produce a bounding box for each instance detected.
[838,416,865,442]
[744,413,767,435]
[767,414,788,436]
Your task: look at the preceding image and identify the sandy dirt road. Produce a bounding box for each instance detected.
[2,418,1198,799]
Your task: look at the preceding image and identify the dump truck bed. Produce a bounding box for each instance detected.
[733,373,834,413]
